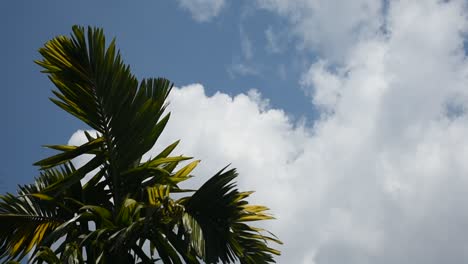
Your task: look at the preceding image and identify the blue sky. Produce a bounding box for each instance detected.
[4,1,468,263]
[1,1,313,192]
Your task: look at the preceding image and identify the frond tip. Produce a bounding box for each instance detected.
[183,167,282,263]
[0,194,63,262]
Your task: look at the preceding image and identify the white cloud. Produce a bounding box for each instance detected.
[160,1,468,263]
[67,0,468,263]
[176,0,225,22]
[255,0,384,62]
[300,60,345,113]
[68,72,468,263]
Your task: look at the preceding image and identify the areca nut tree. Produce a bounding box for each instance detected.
[0,26,282,264]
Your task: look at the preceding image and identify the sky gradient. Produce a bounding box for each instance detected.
[3,1,468,263]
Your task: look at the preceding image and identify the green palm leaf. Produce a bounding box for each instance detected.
[0,162,89,263]
[0,194,63,262]
[1,26,281,263]
[36,26,174,208]
[182,167,281,263]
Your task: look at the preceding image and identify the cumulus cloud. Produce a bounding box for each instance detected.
[68,0,468,263]
[163,1,468,263]
[176,0,225,22]
[300,60,344,113]
[145,84,385,263]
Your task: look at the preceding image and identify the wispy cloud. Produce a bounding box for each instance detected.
[226,7,262,79]
[240,26,254,60]
[256,0,384,63]
[265,26,282,53]
[227,63,260,78]
[176,0,225,22]
[277,64,287,80]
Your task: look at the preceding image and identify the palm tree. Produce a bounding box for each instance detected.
[0,26,281,263]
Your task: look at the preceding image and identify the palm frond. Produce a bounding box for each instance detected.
[0,194,63,262]
[1,25,282,263]
[182,212,205,258]
[182,167,282,263]
[34,136,104,169]
[31,246,61,264]
[0,161,90,262]
[35,26,174,208]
